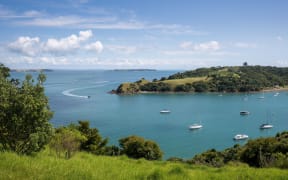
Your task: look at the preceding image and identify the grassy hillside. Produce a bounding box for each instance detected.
[115,66,288,94]
[163,77,208,89]
[1,151,288,180]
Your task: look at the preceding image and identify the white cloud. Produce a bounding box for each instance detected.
[179,41,220,51]
[8,36,40,56]
[85,41,103,53]
[0,6,43,19]
[234,42,257,48]
[44,30,93,53]
[79,30,93,41]
[194,41,220,51]
[106,45,137,54]
[18,16,89,27]
[180,41,193,49]
[8,30,102,56]
[39,57,69,65]
[23,10,43,17]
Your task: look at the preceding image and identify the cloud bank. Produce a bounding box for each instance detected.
[8,30,103,56]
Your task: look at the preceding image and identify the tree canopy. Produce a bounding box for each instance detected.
[119,135,163,160]
[0,64,53,154]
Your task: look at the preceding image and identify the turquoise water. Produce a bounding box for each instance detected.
[11,70,288,159]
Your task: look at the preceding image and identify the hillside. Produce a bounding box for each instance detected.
[114,66,288,94]
[1,151,288,180]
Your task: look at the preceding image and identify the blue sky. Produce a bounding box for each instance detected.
[0,0,288,69]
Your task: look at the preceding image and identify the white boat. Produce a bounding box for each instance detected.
[260,111,274,129]
[240,111,250,115]
[189,124,203,130]
[274,92,280,96]
[233,134,249,140]
[260,123,273,129]
[160,109,171,113]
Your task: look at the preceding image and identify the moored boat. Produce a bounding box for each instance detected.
[240,111,250,115]
[260,123,273,129]
[233,134,248,140]
[160,109,171,113]
[189,124,203,130]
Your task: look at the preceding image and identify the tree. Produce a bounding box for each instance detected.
[49,127,86,159]
[77,121,108,155]
[0,64,53,155]
[188,149,224,167]
[193,81,209,92]
[119,135,163,160]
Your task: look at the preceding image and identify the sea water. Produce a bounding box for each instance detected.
[11,70,288,159]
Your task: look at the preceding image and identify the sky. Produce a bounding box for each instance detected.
[0,0,288,70]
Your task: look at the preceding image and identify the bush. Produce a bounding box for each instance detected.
[49,127,86,159]
[119,135,163,160]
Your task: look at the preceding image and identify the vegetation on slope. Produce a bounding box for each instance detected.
[1,151,288,180]
[48,121,163,160]
[115,65,288,94]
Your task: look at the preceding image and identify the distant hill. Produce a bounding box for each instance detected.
[114,65,288,94]
[112,69,157,71]
[11,69,53,72]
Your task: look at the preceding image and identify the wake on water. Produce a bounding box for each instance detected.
[62,81,110,99]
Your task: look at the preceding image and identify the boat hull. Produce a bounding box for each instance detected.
[233,134,249,140]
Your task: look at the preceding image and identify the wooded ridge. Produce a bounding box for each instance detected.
[114,65,288,94]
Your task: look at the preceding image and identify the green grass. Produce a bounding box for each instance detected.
[163,77,208,88]
[1,151,288,180]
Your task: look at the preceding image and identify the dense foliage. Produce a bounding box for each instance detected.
[119,135,163,160]
[49,121,110,158]
[49,126,86,159]
[0,64,53,155]
[115,65,288,94]
[187,131,288,168]
[168,66,288,92]
[49,121,162,160]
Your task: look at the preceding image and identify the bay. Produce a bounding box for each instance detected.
[11,70,288,159]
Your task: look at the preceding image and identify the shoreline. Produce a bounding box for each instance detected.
[110,86,288,95]
[262,86,288,92]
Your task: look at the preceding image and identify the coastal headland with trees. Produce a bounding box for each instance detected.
[114,64,288,95]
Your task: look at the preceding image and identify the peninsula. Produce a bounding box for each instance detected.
[113,65,288,94]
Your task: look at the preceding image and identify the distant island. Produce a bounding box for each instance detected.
[11,69,53,73]
[112,69,157,72]
[113,65,288,94]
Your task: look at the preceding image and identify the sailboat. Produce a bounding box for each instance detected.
[240,95,250,115]
[260,123,273,129]
[160,109,171,113]
[260,111,273,129]
[257,90,265,99]
[189,120,203,130]
[233,134,249,140]
[189,123,203,130]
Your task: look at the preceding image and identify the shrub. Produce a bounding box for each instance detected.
[119,135,163,160]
